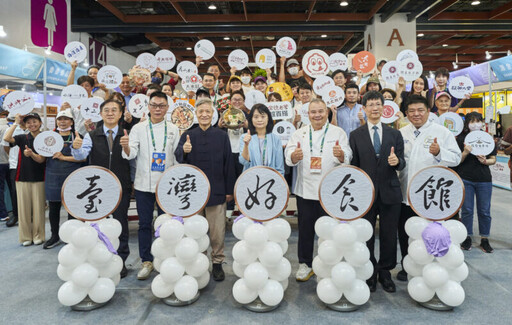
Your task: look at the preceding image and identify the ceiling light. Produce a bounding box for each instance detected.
[49,92,54,96]
[186,47,192,50]
[471,1,480,5]
[321,35,327,38]
[208,3,217,10]
[340,1,348,6]
[0,26,6,38]
[45,46,52,55]
[442,44,448,47]
[417,33,424,37]
[223,37,229,40]
[486,51,492,59]
[452,62,458,69]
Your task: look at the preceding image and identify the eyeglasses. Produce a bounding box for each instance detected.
[149,103,168,109]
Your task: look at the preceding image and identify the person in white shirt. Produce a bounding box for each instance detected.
[121,91,180,280]
[285,98,352,281]
[396,94,461,281]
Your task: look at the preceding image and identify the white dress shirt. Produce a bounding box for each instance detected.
[366,120,382,147]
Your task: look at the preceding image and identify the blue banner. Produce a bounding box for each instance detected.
[37,58,87,86]
[489,55,512,82]
[0,43,44,80]
[449,62,498,87]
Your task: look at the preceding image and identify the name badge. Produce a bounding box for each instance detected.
[151,152,166,172]
[310,156,322,174]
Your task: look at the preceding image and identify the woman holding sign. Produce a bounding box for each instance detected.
[456,112,496,253]
[239,104,284,175]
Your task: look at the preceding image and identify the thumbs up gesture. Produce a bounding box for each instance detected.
[291,142,303,164]
[23,145,33,157]
[429,137,440,156]
[72,131,83,149]
[243,129,252,145]
[357,107,364,121]
[388,146,399,166]
[333,140,344,162]
[120,129,129,148]
[183,134,192,153]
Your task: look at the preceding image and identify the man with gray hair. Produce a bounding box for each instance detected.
[175,98,236,281]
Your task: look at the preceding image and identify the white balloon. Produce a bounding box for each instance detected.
[423,262,449,288]
[174,275,199,301]
[332,223,357,247]
[57,264,74,282]
[151,274,175,298]
[232,216,253,240]
[407,276,435,303]
[88,278,116,304]
[349,218,373,242]
[184,215,209,239]
[160,219,185,244]
[71,263,99,288]
[196,235,210,253]
[265,218,291,242]
[71,226,99,251]
[316,278,342,304]
[244,262,269,290]
[195,270,210,290]
[151,237,175,260]
[110,238,120,251]
[443,220,468,245]
[353,260,374,281]
[58,281,88,306]
[344,242,370,267]
[154,214,172,231]
[87,242,113,265]
[233,261,247,278]
[278,240,288,254]
[99,254,123,278]
[154,258,163,272]
[437,244,464,269]
[98,218,122,240]
[280,278,289,291]
[175,238,199,264]
[244,224,269,247]
[436,280,465,307]
[258,241,284,268]
[315,216,337,240]
[59,220,86,244]
[408,239,435,265]
[331,262,356,290]
[449,262,469,282]
[405,217,429,240]
[403,254,424,277]
[233,278,258,304]
[318,240,342,265]
[258,279,284,306]
[312,256,332,279]
[111,273,121,286]
[58,244,88,268]
[232,240,258,265]
[160,257,185,283]
[344,279,370,305]
[267,258,292,282]
[185,253,209,277]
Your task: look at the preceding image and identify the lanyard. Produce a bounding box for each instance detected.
[309,123,329,156]
[260,135,268,166]
[149,120,167,152]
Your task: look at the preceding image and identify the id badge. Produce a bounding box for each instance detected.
[151,152,166,172]
[310,156,322,174]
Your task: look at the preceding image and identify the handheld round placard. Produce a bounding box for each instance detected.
[61,166,122,221]
[171,105,195,130]
[266,82,294,102]
[352,51,376,73]
[256,49,277,70]
[155,164,211,217]
[176,61,198,80]
[211,108,219,126]
[448,76,474,99]
[319,166,375,221]
[276,37,297,58]
[464,130,494,156]
[181,73,203,93]
[313,76,335,97]
[381,100,399,124]
[272,121,296,146]
[194,39,216,61]
[381,60,400,85]
[300,102,311,125]
[399,58,423,82]
[3,91,35,115]
[97,65,123,89]
[302,50,330,78]
[396,49,418,62]
[221,107,246,129]
[136,53,158,73]
[170,101,197,125]
[438,112,464,136]
[245,90,267,110]
[64,41,87,63]
[128,94,149,119]
[428,112,440,125]
[155,49,176,71]
[228,49,249,70]
[321,86,345,108]
[61,85,88,109]
[34,131,64,157]
[329,53,348,72]
[129,66,151,86]
[81,97,104,123]
[234,166,289,222]
[407,166,465,221]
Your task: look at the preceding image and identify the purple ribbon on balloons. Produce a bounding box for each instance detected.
[155,216,184,238]
[233,214,261,224]
[90,223,118,255]
[421,221,451,257]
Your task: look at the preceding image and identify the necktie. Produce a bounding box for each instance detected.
[107,130,114,152]
[414,130,420,138]
[373,125,381,157]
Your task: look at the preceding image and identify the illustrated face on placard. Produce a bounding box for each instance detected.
[276,37,297,58]
[408,166,464,221]
[302,50,329,78]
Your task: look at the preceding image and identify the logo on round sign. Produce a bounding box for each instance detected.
[382,105,394,118]
[390,67,396,73]
[329,90,336,97]
[44,137,56,146]
[407,62,414,69]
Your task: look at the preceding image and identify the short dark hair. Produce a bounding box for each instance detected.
[108,92,126,108]
[241,68,252,76]
[298,83,312,92]
[289,80,301,89]
[248,104,274,135]
[405,94,429,110]
[100,99,123,112]
[122,73,129,77]
[268,92,282,101]
[207,63,220,70]
[462,111,484,135]
[77,75,95,87]
[362,91,384,106]
[87,65,100,73]
[203,72,216,80]
[147,83,162,91]
[196,88,210,99]
[162,84,172,90]
[230,90,246,100]
[149,91,168,103]
[435,67,450,79]
[331,70,347,79]
[345,82,359,93]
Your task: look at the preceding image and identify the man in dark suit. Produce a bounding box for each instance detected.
[349,91,405,293]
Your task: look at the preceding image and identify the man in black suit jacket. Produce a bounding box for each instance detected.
[349,91,405,293]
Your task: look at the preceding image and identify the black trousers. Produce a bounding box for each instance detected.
[7,169,17,217]
[48,201,73,237]
[398,203,416,265]
[111,190,131,262]
[363,192,401,277]
[227,152,244,211]
[296,196,326,267]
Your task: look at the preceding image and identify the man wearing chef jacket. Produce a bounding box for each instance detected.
[396,94,461,282]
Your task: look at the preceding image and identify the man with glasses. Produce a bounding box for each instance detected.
[72,99,132,278]
[120,91,180,280]
[396,95,461,281]
[349,91,405,293]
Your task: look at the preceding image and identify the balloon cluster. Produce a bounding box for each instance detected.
[151,214,210,301]
[313,216,374,305]
[231,216,292,307]
[57,218,123,306]
[405,217,468,307]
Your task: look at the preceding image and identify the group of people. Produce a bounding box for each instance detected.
[1,53,503,295]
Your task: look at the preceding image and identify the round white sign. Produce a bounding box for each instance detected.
[399,58,423,82]
[136,53,158,73]
[34,131,64,157]
[61,85,88,109]
[194,39,216,61]
[181,73,203,93]
[155,49,176,71]
[313,76,335,97]
[245,90,267,110]
[228,49,249,70]
[3,91,35,115]
[464,130,495,156]
[170,101,197,125]
[329,53,348,72]
[302,49,330,78]
[322,86,345,108]
[275,37,297,58]
[235,166,289,222]
[64,41,87,63]
[300,102,311,125]
[381,60,401,85]
[272,121,296,146]
[408,166,464,221]
[81,97,104,122]
[448,76,474,99]
[62,166,122,221]
[211,108,219,126]
[255,49,277,69]
[439,112,464,136]
[97,65,123,89]
[319,166,375,221]
[156,164,211,217]
[128,94,149,119]
[428,112,440,125]
[396,49,419,62]
[381,100,400,124]
[267,101,294,121]
[176,61,198,80]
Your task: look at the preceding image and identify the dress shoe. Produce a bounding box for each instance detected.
[379,275,396,293]
[120,264,128,278]
[212,263,225,282]
[396,270,408,282]
[366,276,377,292]
[6,215,17,227]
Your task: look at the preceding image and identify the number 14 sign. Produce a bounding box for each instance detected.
[89,38,107,67]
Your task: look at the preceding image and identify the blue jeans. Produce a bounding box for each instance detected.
[461,180,492,237]
[0,164,9,218]
[135,190,164,262]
